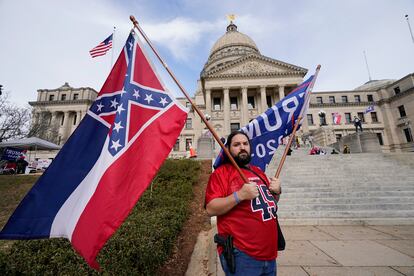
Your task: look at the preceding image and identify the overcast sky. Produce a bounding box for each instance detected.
[1,0,413,107]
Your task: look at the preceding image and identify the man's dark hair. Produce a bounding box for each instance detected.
[222,130,251,165]
[225,130,251,148]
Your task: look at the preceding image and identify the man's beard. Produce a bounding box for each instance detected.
[233,150,251,167]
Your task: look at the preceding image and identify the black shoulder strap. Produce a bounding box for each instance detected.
[242,166,269,186]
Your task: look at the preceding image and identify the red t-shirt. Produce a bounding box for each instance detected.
[205,163,278,260]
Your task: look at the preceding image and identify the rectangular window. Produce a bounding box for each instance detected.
[61,94,66,101]
[230,123,240,132]
[398,105,406,117]
[357,112,365,123]
[376,133,384,145]
[341,96,348,103]
[58,136,61,145]
[185,138,192,151]
[371,112,378,123]
[230,97,238,110]
[307,114,314,125]
[186,102,191,109]
[266,95,272,108]
[345,113,352,124]
[49,95,55,101]
[247,96,255,109]
[329,96,335,104]
[73,93,79,100]
[173,139,180,151]
[316,97,323,104]
[185,118,192,129]
[73,114,77,125]
[403,128,413,143]
[354,95,361,103]
[394,86,401,95]
[367,94,373,102]
[213,97,221,110]
[61,114,65,126]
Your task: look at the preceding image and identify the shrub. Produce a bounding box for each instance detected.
[0,159,200,275]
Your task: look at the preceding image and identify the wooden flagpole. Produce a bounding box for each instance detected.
[274,65,321,178]
[129,16,249,183]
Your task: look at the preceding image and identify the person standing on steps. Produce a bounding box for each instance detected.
[205,130,282,275]
[354,116,363,132]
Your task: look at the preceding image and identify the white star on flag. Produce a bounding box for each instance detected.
[110,139,122,151]
[110,98,119,108]
[144,94,153,104]
[133,89,140,99]
[159,97,168,106]
[97,103,104,112]
[113,121,124,133]
[116,104,125,115]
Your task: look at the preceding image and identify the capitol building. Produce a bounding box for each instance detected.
[29,22,414,157]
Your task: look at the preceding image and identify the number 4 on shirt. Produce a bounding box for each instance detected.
[251,184,277,221]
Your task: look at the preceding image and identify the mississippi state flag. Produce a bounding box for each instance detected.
[0,31,188,269]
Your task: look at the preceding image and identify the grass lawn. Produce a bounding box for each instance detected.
[0,175,40,228]
[0,174,40,252]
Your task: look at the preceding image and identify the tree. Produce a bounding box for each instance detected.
[27,110,60,144]
[0,92,31,142]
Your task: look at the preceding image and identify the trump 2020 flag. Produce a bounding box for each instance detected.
[214,76,315,171]
[0,31,188,269]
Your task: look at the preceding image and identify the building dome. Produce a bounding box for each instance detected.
[209,23,259,56]
[203,23,260,74]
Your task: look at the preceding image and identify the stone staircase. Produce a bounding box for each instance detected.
[266,147,414,225]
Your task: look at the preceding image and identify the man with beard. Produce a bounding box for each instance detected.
[205,130,281,275]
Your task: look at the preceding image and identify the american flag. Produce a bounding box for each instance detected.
[89,34,113,58]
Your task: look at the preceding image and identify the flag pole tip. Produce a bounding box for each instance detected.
[130,15,138,25]
[317,64,321,70]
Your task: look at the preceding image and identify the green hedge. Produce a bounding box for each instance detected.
[0,159,200,275]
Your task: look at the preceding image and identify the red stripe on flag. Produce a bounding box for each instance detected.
[133,41,164,91]
[71,104,187,269]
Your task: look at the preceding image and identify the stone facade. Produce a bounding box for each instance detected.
[29,23,414,158]
[29,82,97,145]
[303,74,414,152]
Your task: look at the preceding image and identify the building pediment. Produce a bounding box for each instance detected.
[204,54,307,79]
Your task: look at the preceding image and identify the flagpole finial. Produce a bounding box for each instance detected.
[317,64,321,70]
[130,15,138,25]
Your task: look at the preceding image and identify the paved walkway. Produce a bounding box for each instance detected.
[186,225,414,276]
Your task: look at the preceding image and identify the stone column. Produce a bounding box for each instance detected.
[51,111,57,126]
[382,103,402,152]
[205,89,211,116]
[241,87,248,126]
[77,111,82,125]
[260,86,267,113]
[278,85,285,100]
[33,112,41,125]
[223,88,230,135]
[63,111,71,142]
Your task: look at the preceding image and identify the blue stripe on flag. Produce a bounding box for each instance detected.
[0,115,109,239]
